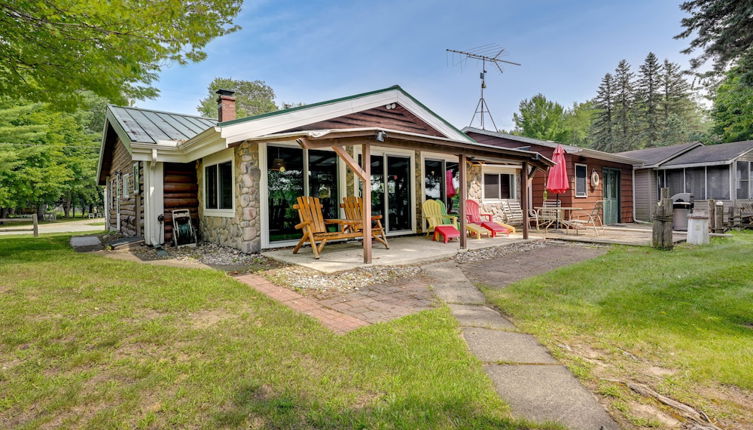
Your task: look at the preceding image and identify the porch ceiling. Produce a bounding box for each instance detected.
[234,127,554,171]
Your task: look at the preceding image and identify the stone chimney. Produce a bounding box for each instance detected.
[216,89,236,122]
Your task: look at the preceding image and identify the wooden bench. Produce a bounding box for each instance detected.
[340,196,389,248]
[293,196,387,259]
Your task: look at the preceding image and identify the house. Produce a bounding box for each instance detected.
[96,86,552,256]
[618,140,753,221]
[463,128,641,224]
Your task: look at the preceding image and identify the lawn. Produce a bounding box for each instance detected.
[0,234,548,429]
[482,233,753,429]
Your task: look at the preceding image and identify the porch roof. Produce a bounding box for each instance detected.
[237,127,554,171]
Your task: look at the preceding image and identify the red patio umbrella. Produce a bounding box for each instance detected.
[546,144,569,202]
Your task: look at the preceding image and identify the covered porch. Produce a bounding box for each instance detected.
[246,127,552,264]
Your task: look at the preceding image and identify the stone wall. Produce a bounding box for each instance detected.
[197,142,262,253]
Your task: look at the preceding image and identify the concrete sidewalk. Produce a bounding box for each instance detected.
[423,261,618,430]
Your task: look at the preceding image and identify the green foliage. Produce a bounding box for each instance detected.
[197,77,278,119]
[677,0,753,86]
[711,68,753,142]
[0,0,242,106]
[637,53,662,146]
[512,94,568,141]
[613,60,637,152]
[591,73,616,151]
[0,96,102,211]
[511,95,595,147]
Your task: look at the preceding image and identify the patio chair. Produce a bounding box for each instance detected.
[423,199,451,236]
[567,200,604,236]
[340,196,389,248]
[501,200,523,231]
[293,196,386,259]
[465,199,512,237]
[535,200,561,232]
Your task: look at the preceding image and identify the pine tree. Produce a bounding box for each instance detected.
[637,53,662,147]
[613,60,637,151]
[591,73,616,151]
[660,60,692,126]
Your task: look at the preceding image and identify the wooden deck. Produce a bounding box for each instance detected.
[538,224,687,246]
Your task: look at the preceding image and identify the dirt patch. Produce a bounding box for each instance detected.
[460,241,608,288]
[629,402,682,428]
[188,309,241,329]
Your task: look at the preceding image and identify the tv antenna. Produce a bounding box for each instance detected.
[447,44,521,130]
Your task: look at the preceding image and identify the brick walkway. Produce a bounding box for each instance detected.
[234,274,368,334]
[313,278,436,324]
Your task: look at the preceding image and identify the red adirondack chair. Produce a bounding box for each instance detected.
[465,199,511,238]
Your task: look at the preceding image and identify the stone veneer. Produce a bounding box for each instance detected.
[197,142,262,253]
[466,162,521,224]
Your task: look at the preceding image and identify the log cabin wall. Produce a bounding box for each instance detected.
[163,162,199,245]
[106,138,143,236]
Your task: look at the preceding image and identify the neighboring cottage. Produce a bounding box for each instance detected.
[464,128,640,224]
[618,141,753,221]
[97,86,551,252]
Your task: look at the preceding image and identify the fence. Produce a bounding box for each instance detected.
[0,214,39,237]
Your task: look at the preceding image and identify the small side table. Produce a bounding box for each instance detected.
[433,225,461,243]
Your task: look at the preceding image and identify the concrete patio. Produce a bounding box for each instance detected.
[262,234,535,273]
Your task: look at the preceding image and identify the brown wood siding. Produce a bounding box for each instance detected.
[106,138,143,236]
[466,132,634,223]
[283,104,444,137]
[163,162,199,245]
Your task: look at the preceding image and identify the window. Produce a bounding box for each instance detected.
[666,169,685,196]
[574,164,587,197]
[737,161,750,199]
[707,165,730,200]
[483,173,515,200]
[685,167,705,199]
[122,173,130,199]
[132,163,140,195]
[205,161,233,210]
[424,159,459,213]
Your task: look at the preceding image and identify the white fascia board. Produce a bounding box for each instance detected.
[657,160,732,170]
[131,143,187,163]
[218,88,468,145]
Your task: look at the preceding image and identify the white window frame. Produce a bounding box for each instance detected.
[574,163,588,198]
[203,149,235,218]
[482,165,518,202]
[122,173,130,200]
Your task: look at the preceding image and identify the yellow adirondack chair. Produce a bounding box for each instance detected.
[422,199,450,236]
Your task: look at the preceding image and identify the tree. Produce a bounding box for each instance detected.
[561,101,596,147]
[676,0,753,86]
[511,94,568,141]
[591,73,617,151]
[637,53,662,146]
[613,60,637,151]
[0,0,242,106]
[198,78,278,119]
[711,68,753,142]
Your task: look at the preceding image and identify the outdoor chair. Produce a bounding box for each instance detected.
[567,200,604,236]
[465,199,513,237]
[340,196,389,248]
[423,200,454,235]
[535,200,561,232]
[501,200,524,230]
[292,196,387,259]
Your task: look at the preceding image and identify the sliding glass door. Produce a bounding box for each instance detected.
[266,145,339,243]
[424,159,459,214]
[360,153,413,232]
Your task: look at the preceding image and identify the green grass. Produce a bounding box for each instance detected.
[0,234,547,429]
[482,233,753,427]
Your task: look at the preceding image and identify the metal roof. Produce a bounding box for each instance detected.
[661,140,753,167]
[617,142,701,167]
[108,105,216,144]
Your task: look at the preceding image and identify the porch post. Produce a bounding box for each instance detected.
[520,162,530,239]
[459,154,467,249]
[362,143,372,264]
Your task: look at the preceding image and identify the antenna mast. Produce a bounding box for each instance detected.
[447,45,521,130]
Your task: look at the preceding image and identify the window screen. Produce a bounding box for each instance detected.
[707,166,730,200]
[575,165,587,197]
[737,161,750,200]
[484,174,500,199]
[666,169,685,196]
[685,167,705,199]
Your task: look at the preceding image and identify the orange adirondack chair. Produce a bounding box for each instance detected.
[465,199,512,238]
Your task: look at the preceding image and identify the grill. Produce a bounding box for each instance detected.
[670,192,694,231]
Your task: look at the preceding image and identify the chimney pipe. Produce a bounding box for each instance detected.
[216,89,236,122]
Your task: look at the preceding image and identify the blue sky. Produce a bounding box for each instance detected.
[139,0,693,130]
